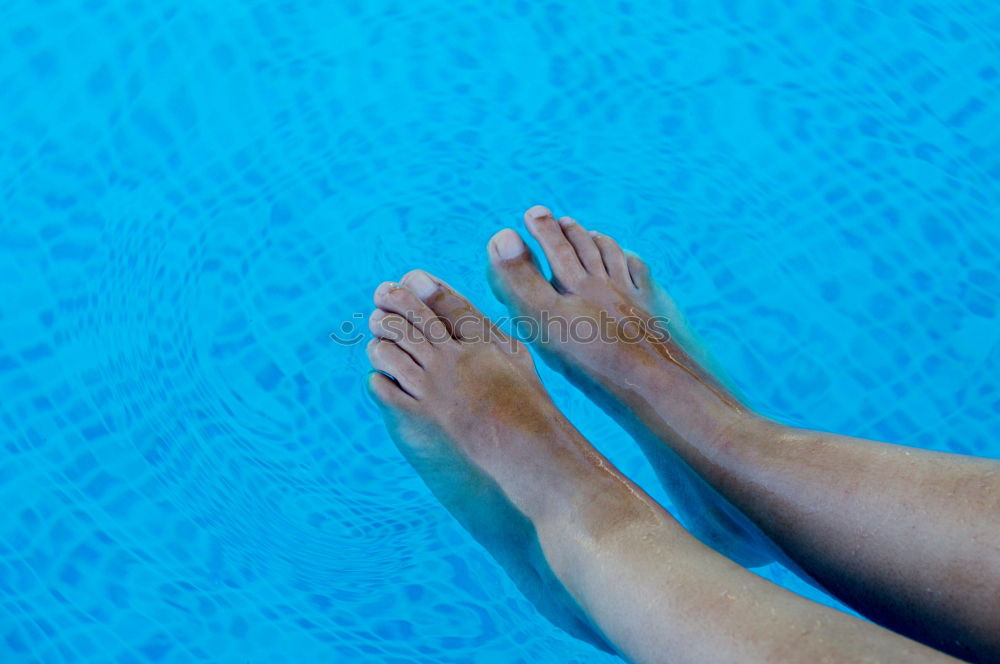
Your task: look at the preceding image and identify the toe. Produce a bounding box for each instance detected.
[557,216,604,274]
[591,232,631,287]
[523,205,586,289]
[373,281,451,344]
[366,338,423,398]
[487,228,558,314]
[366,370,415,408]
[369,309,434,366]
[625,250,651,290]
[401,269,508,344]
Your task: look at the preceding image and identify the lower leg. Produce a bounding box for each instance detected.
[487,208,1000,661]
[692,418,1000,662]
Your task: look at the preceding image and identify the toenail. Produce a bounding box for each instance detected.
[526,205,551,221]
[493,229,524,259]
[558,216,575,227]
[404,270,438,299]
[589,230,600,237]
[370,309,386,324]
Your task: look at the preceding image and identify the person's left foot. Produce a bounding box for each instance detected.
[486,206,778,567]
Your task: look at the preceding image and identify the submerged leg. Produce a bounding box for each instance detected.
[488,206,1000,662]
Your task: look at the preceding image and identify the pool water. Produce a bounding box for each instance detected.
[2,1,999,661]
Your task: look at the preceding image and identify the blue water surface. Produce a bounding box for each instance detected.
[2,1,1000,662]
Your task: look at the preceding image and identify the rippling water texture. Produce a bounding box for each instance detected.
[2,1,1000,661]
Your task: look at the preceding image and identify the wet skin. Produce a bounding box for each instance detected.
[486,205,1000,662]
[366,269,959,664]
[487,210,781,569]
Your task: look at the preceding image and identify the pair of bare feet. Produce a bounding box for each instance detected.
[365,206,1000,663]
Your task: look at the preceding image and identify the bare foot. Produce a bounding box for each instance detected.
[365,271,644,651]
[487,205,778,567]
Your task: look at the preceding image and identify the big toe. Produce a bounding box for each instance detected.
[487,228,557,314]
[401,269,505,344]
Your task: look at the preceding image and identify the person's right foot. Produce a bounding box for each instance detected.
[487,205,779,567]
[366,271,663,651]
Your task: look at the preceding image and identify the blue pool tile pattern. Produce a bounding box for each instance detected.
[2,1,1000,661]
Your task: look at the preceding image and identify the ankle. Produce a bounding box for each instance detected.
[536,475,664,556]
